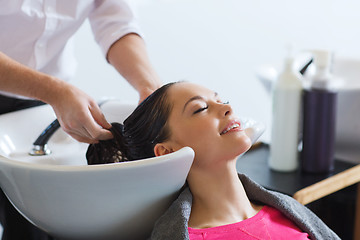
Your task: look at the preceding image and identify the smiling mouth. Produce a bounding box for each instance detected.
[220,122,241,135]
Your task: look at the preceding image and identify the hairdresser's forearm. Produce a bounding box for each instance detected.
[0,51,112,143]
[107,33,162,101]
[0,51,70,104]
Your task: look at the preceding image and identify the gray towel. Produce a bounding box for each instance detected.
[150,174,340,240]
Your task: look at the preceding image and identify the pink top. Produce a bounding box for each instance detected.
[188,206,310,240]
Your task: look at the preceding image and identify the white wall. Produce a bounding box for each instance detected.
[72,0,360,142]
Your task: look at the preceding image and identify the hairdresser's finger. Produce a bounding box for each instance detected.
[58,116,104,143]
[89,103,112,130]
[59,110,112,142]
[56,115,95,143]
[81,114,113,141]
[61,125,96,144]
[64,129,96,144]
[71,135,95,144]
[87,126,113,141]
[71,134,99,144]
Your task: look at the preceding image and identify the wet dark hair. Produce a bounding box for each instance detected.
[86,82,177,165]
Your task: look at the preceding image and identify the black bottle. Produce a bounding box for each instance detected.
[301,50,338,173]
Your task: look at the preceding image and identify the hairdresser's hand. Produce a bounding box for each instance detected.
[138,87,156,104]
[0,52,111,143]
[49,83,113,144]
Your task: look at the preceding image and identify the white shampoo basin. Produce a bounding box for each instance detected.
[0,102,194,240]
[0,101,264,240]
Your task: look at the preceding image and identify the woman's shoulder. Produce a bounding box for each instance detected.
[238,173,340,240]
[150,187,193,240]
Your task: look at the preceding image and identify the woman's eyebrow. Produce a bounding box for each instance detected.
[182,92,218,113]
[182,96,204,113]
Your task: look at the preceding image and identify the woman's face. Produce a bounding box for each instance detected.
[156,82,251,168]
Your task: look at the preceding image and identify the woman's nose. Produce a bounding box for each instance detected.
[218,102,232,117]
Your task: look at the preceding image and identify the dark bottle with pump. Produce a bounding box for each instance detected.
[301,50,338,173]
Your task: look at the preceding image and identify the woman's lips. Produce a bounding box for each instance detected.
[220,120,242,135]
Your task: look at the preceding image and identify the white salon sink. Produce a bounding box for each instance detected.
[0,102,194,240]
[0,100,265,240]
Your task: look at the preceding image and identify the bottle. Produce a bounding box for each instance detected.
[301,50,338,173]
[269,51,303,172]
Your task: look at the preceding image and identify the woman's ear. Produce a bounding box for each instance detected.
[154,143,174,157]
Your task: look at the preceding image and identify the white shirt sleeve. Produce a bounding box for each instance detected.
[88,0,144,58]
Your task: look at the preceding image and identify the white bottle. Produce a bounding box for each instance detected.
[269,54,303,172]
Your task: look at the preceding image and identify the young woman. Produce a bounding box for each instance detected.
[87,82,339,240]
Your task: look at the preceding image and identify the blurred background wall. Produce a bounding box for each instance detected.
[72,0,360,142]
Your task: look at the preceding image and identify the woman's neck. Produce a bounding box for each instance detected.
[187,161,262,229]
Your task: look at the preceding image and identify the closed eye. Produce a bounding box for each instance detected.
[193,106,208,114]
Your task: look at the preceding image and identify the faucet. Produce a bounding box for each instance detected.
[29,119,60,156]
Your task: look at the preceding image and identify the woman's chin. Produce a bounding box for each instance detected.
[234,141,252,160]
[236,134,252,152]
[244,136,253,151]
